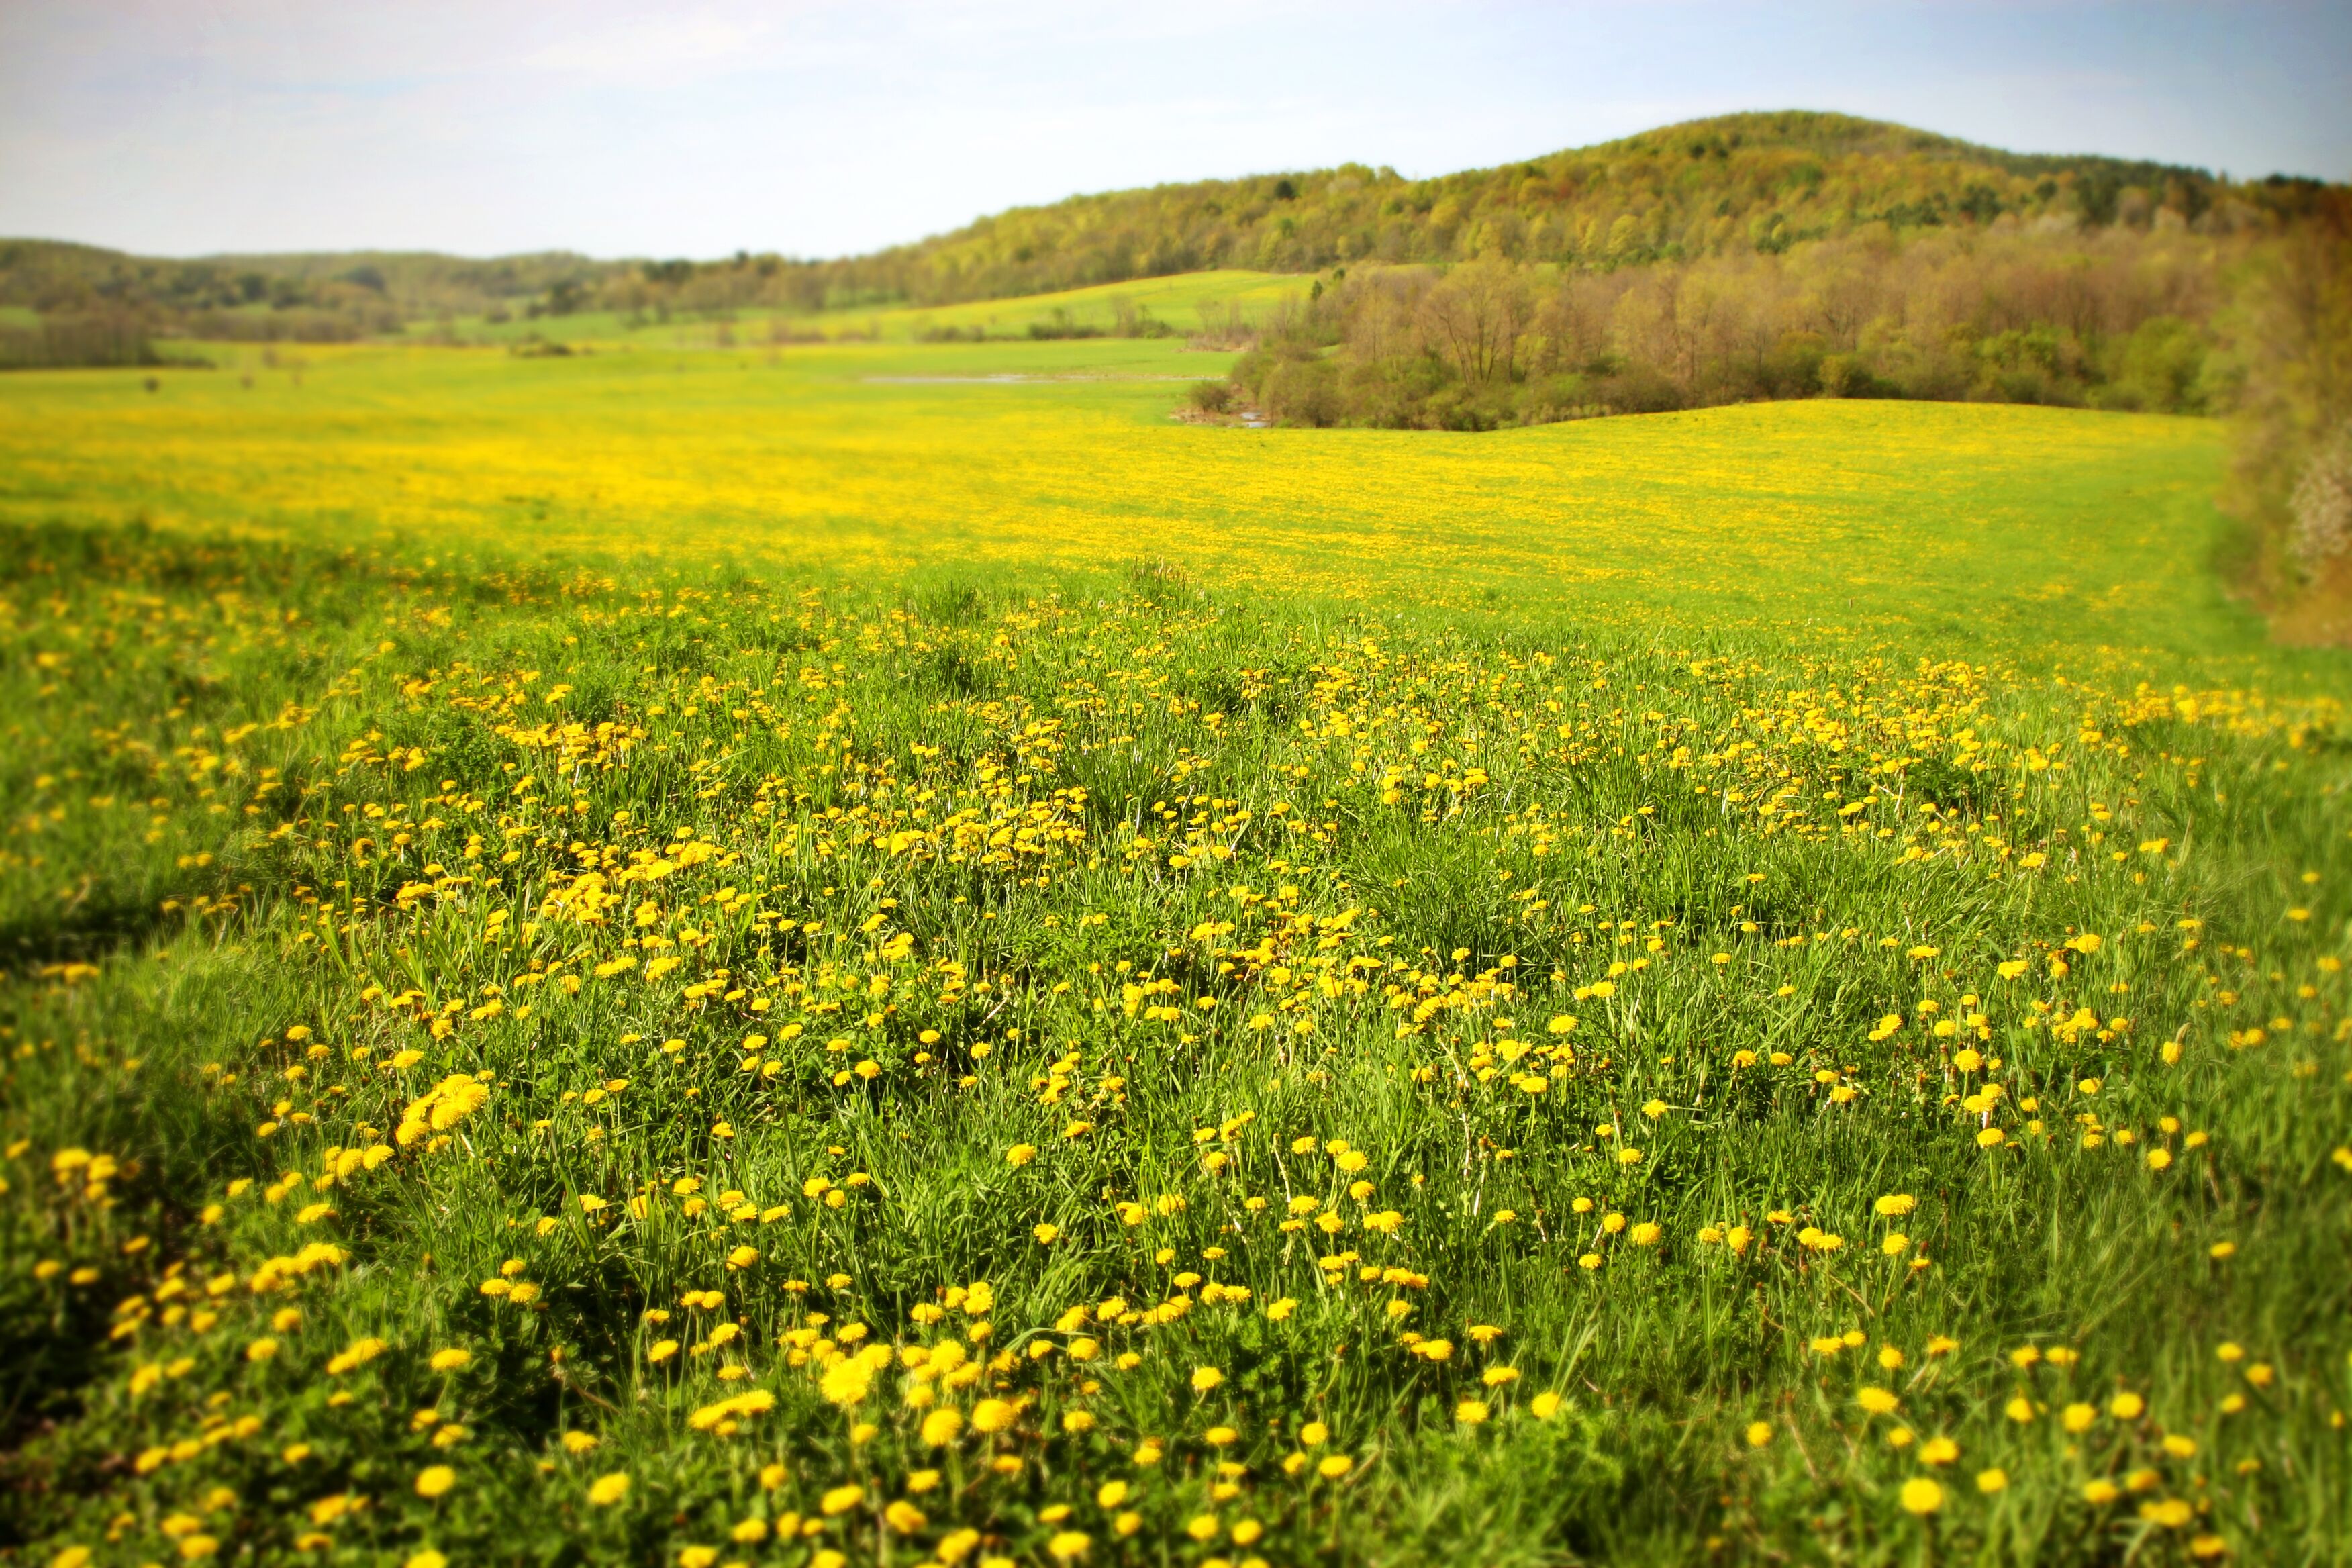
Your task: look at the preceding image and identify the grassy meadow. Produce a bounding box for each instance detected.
[1,324,2349,1568]
[0,332,2290,668]
[444,273,1312,350]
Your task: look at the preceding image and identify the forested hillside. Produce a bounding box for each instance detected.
[820,110,2328,305]
[5,112,2337,336]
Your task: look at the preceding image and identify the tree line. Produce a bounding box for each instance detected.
[1222,219,2236,430]
[0,314,167,371]
[0,242,602,352]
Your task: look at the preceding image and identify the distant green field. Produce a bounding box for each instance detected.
[3,336,2349,1567]
[0,268,1309,350]
[447,271,1312,349]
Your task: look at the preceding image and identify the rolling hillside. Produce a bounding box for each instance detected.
[818,109,2326,305]
[3,112,2337,333]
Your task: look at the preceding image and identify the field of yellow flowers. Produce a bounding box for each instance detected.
[0,338,2271,664]
[1,347,2349,1567]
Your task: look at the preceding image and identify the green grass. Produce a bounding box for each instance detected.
[444,271,1311,348]
[1,346,2349,1567]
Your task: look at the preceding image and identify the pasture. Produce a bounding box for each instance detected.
[0,334,2288,669]
[1,332,2348,1568]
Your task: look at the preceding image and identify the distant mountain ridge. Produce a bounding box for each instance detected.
[1,111,2339,331]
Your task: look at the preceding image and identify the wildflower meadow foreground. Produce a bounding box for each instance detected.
[2,482,2349,1567]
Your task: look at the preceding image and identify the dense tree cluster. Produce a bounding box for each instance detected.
[1226,222,2236,430]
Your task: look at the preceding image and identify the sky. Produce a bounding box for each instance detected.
[0,0,2346,262]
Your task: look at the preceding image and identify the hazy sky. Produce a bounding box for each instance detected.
[1,1,2345,261]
